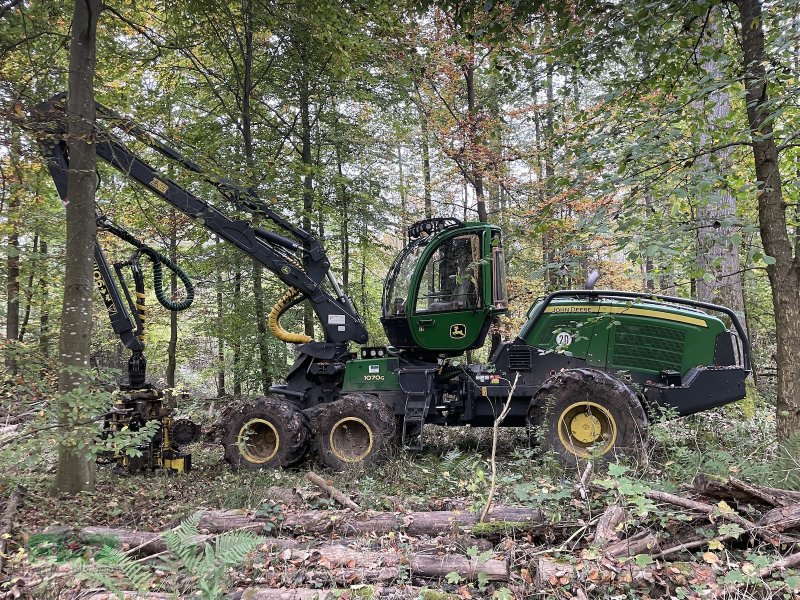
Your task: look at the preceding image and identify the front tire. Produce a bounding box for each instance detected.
[528,369,646,465]
[223,396,309,469]
[314,394,395,471]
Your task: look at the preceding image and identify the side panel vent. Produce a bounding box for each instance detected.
[610,323,685,372]
[508,346,532,371]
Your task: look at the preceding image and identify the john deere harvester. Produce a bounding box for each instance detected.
[33,95,751,470]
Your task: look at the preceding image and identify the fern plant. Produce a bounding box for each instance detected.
[162,511,265,599]
[75,545,154,598]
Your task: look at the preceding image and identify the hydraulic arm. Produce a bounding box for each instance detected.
[32,94,367,349]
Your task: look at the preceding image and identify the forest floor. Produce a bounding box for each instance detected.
[1,401,799,599]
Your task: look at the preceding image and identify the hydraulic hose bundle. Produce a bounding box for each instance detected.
[99,216,194,312]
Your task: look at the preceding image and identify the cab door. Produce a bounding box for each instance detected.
[408,230,490,353]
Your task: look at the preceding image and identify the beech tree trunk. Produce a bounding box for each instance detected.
[166,209,177,388]
[737,0,799,441]
[694,8,746,327]
[54,0,102,495]
[5,124,22,372]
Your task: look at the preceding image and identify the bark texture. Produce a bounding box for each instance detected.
[53,0,101,495]
[737,0,799,440]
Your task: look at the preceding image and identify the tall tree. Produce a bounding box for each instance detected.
[53,0,102,495]
[737,0,797,441]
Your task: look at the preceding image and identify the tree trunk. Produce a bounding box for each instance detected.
[6,124,22,371]
[166,210,178,388]
[239,0,271,394]
[694,8,746,328]
[737,0,799,441]
[38,238,49,358]
[336,146,350,290]
[18,234,38,343]
[299,73,315,339]
[215,238,226,397]
[54,0,102,495]
[465,62,487,223]
[419,103,433,219]
[233,266,242,396]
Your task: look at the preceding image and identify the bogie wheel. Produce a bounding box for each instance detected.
[314,394,395,471]
[528,369,647,465]
[222,396,309,469]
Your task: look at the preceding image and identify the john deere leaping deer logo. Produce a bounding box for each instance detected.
[450,324,467,339]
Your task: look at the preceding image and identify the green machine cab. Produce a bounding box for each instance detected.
[381,218,508,358]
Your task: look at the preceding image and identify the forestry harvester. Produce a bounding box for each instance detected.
[32,94,751,471]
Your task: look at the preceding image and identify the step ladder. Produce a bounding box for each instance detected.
[399,367,436,451]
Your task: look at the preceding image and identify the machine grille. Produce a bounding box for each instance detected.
[507,346,532,370]
[610,322,685,372]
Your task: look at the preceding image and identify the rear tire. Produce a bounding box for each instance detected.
[314,394,395,471]
[223,396,309,469]
[528,369,646,465]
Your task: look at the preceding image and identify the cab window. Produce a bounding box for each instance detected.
[415,234,481,313]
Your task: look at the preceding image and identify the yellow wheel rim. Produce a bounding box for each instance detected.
[329,417,374,463]
[557,401,617,458]
[237,419,280,464]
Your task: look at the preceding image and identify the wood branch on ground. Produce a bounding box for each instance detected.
[0,484,25,573]
[306,471,359,510]
[594,505,626,545]
[644,489,787,545]
[535,556,716,595]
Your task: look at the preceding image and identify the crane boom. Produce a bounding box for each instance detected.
[32,93,368,349]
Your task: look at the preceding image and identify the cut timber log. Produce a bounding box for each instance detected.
[0,485,25,573]
[79,526,212,554]
[70,593,172,600]
[232,586,454,600]
[194,506,544,537]
[268,545,508,584]
[79,526,302,555]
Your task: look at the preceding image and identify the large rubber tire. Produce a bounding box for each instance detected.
[222,396,309,469]
[313,394,395,471]
[528,369,647,465]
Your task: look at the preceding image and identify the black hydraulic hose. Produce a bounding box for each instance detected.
[100,218,194,312]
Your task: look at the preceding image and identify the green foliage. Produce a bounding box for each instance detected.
[162,511,265,599]
[75,546,154,597]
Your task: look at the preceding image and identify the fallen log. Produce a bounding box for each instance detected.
[0,485,25,573]
[693,475,800,508]
[78,525,507,584]
[758,502,800,533]
[194,506,544,537]
[268,545,508,583]
[65,592,173,600]
[78,526,301,555]
[603,529,660,558]
[710,551,800,599]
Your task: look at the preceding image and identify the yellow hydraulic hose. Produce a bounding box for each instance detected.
[268,287,313,344]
